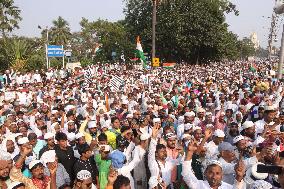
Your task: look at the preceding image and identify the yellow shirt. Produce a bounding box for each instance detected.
[105,130,117,149]
[79,120,93,144]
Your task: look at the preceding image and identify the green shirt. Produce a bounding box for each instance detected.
[95,154,111,189]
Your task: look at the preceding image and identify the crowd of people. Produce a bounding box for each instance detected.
[0,61,284,189]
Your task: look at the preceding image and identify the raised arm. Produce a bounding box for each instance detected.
[182,141,200,189]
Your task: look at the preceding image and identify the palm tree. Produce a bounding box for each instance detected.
[0,0,22,38]
[1,38,31,70]
[50,16,71,46]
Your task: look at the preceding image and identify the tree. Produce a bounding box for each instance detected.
[0,0,22,38]
[50,16,71,46]
[124,0,239,63]
[70,18,134,62]
[238,37,255,59]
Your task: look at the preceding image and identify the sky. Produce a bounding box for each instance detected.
[13,0,281,48]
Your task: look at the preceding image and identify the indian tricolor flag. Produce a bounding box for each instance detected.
[135,36,147,68]
[163,63,176,69]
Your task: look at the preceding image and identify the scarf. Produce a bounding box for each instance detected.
[31,176,50,189]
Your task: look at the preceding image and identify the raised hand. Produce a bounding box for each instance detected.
[235,158,245,182]
[48,161,58,175]
[152,124,159,139]
[108,167,118,185]
[204,128,213,140]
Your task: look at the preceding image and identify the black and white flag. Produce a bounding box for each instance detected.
[110,76,124,91]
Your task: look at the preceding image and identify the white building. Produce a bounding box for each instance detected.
[250,32,260,49]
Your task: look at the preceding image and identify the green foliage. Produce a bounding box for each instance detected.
[0,0,22,37]
[49,16,72,46]
[0,37,45,71]
[70,18,134,62]
[124,0,242,62]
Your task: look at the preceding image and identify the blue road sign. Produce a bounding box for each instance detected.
[47,45,64,57]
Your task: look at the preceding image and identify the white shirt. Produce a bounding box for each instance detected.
[182,160,245,189]
[219,156,258,185]
[204,141,219,161]
[148,138,182,186]
[177,124,184,140]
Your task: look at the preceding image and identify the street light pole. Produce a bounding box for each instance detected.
[277,24,284,79]
[268,13,276,61]
[152,0,157,63]
[46,26,49,69]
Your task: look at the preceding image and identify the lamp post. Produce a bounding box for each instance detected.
[274,0,284,79]
[38,25,50,69]
[152,0,157,63]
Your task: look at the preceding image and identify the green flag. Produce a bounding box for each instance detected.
[135,36,147,68]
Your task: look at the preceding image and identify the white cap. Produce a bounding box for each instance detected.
[206,160,222,169]
[165,133,177,139]
[40,150,56,165]
[153,118,161,123]
[75,132,85,140]
[122,100,129,105]
[0,150,12,161]
[77,170,92,180]
[18,137,29,145]
[14,133,23,138]
[44,132,54,140]
[213,129,225,138]
[87,121,97,129]
[197,107,206,113]
[67,132,76,141]
[29,160,43,170]
[126,114,133,118]
[67,120,75,125]
[181,133,191,141]
[51,110,58,114]
[193,126,202,131]
[233,135,245,144]
[242,121,254,130]
[264,105,276,111]
[244,163,269,185]
[99,145,111,152]
[184,111,195,117]
[65,105,75,112]
[206,112,213,116]
[184,123,193,130]
[51,122,59,128]
[206,124,214,128]
[140,133,150,141]
[7,182,23,189]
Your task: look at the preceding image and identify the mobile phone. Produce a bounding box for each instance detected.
[257,164,283,175]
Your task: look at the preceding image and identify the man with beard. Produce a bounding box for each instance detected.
[254,106,276,135]
[182,141,246,189]
[240,121,264,146]
[79,120,98,144]
[148,123,183,188]
[54,132,76,184]
[65,120,76,134]
[10,143,57,189]
[177,111,195,140]
[39,133,55,158]
[224,122,239,145]
[0,150,13,188]
[165,133,180,187]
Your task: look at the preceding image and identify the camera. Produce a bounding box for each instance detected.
[257,164,283,175]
